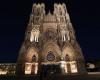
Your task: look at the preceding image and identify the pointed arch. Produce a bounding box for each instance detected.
[62,46,76,61]
[42,41,61,62]
[25,47,38,62]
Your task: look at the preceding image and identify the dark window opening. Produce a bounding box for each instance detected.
[32,55,37,62]
[47,51,55,61]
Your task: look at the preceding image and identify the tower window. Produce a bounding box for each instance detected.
[47,51,55,61]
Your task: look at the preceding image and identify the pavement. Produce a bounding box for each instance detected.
[0,72,100,80]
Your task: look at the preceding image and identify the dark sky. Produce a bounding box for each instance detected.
[0,0,100,62]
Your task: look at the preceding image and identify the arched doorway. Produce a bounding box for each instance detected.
[65,54,70,61]
[42,41,61,62]
[32,55,37,62]
[25,47,38,62]
[62,46,78,74]
[25,47,38,75]
[41,42,62,76]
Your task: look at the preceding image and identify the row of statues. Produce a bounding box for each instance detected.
[60,25,70,42]
[30,24,40,42]
[30,23,71,43]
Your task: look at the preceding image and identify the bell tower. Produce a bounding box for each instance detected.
[16,3,87,77]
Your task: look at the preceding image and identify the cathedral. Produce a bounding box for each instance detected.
[16,3,87,77]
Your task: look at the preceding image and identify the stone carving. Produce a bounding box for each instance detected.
[30,24,40,42]
[31,3,45,24]
[54,3,70,23]
[32,3,45,16]
[59,24,70,42]
[17,3,87,76]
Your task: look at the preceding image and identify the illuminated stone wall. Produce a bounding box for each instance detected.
[16,3,87,76]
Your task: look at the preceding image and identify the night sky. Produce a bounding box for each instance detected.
[0,0,100,62]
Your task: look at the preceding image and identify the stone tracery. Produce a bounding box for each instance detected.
[17,3,87,76]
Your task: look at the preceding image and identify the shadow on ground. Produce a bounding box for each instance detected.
[0,73,100,80]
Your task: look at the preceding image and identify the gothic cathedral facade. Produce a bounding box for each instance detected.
[16,3,87,76]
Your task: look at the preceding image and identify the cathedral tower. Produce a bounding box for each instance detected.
[16,3,87,76]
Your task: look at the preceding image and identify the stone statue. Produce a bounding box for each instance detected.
[60,24,70,42]
[30,25,40,42]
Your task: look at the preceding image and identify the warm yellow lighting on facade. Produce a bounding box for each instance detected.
[25,63,38,75]
[34,63,38,74]
[70,61,78,73]
[60,61,68,73]
[25,63,32,74]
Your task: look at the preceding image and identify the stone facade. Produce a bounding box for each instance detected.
[16,3,87,76]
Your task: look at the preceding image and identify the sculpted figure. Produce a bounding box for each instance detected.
[60,25,70,42]
[30,25,40,42]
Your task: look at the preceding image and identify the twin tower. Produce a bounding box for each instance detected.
[16,3,87,76]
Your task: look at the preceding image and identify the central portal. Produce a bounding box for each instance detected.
[41,64,61,77]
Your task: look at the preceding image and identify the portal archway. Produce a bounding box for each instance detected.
[24,47,38,75]
[42,41,61,62]
[61,46,78,74]
[25,47,38,62]
[62,46,76,61]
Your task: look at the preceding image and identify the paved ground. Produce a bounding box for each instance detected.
[0,72,100,80]
[43,73,100,80]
